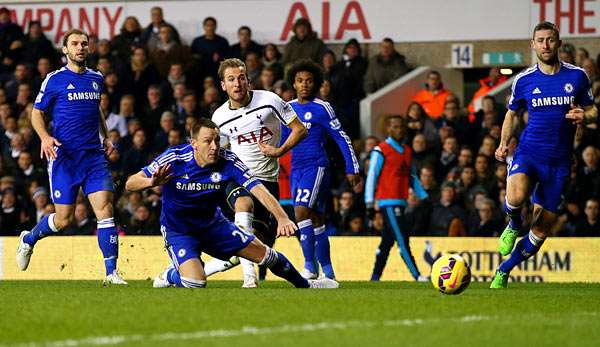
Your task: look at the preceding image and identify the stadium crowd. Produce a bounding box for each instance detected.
[0,6,598,238]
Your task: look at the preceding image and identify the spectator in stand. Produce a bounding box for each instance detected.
[273,80,294,101]
[63,203,96,235]
[120,46,160,111]
[103,71,123,113]
[468,198,503,237]
[111,16,143,62]
[282,18,326,68]
[329,39,368,139]
[127,203,158,235]
[150,24,191,79]
[141,6,181,51]
[122,129,151,178]
[139,85,165,139]
[14,151,45,195]
[405,101,437,147]
[245,51,262,88]
[153,111,176,152]
[258,66,278,92]
[0,187,23,235]
[199,86,220,116]
[419,165,439,203]
[168,82,186,115]
[321,50,336,76]
[230,26,262,61]
[262,43,284,81]
[456,166,478,207]
[319,79,332,102]
[577,145,600,202]
[574,198,599,236]
[119,118,142,152]
[581,58,598,82]
[364,38,409,94]
[412,70,450,120]
[332,190,358,233]
[0,7,24,70]
[437,99,471,142]
[558,42,575,64]
[167,128,184,147]
[437,136,458,182]
[161,62,192,100]
[411,133,436,175]
[179,91,203,122]
[457,146,474,169]
[576,47,589,67]
[31,57,52,94]
[191,17,230,79]
[429,181,467,236]
[107,94,135,137]
[474,153,495,194]
[26,187,51,229]
[5,63,31,101]
[467,67,507,120]
[88,39,113,71]
[19,21,58,66]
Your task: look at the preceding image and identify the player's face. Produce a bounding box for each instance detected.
[63,34,89,66]
[531,29,561,65]
[192,127,220,165]
[221,67,249,103]
[293,71,315,100]
[387,118,405,141]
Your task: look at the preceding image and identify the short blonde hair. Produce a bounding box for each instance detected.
[218,58,246,80]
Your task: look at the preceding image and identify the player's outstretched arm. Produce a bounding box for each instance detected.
[125,164,173,192]
[31,107,61,160]
[495,109,518,162]
[249,183,297,236]
[259,118,307,157]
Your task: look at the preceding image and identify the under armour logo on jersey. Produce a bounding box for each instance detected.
[66,83,75,90]
[181,174,189,179]
[532,87,541,94]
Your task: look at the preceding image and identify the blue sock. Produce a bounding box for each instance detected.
[499,231,545,273]
[315,226,335,279]
[167,267,183,287]
[24,213,58,246]
[504,200,523,230]
[260,248,310,288]
[97,218,118,276]
[298,219,317,273]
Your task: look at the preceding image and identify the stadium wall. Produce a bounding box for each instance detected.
[1,236,599,283]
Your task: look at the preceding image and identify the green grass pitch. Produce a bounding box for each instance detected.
[1,281,599,347]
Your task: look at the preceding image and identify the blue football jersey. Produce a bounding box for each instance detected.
[508,62,593,165]
[287,98,359,174]
[142,145,260,233]
[34,66,105,152]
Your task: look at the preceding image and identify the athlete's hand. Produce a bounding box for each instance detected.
[258,142,282,157]
[103,138,115,157]
[276,218,297,237]
[495,144,508,162]
[151,164,174,187]
[347,174,364,193]
[40,135,62,160]
[566,104,585,124]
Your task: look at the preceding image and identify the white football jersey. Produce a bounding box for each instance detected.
[212,90,297,182]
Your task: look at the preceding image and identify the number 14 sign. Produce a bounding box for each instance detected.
[451,44,473,68]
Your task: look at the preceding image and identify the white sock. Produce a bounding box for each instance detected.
[204,258,239,277]
[235,212,253,232]
[241,258,257,278]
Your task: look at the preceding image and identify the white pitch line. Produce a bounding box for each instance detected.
[2,315,494,347]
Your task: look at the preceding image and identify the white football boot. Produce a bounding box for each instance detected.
[16,230,33,271]
[103,270,128,286]
[153,264,175,288]
[309,277,339,289]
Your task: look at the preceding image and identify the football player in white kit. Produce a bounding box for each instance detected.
[205,58,307,287]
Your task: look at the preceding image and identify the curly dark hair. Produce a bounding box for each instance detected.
[287,59,324,98]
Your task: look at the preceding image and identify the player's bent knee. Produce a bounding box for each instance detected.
[258,246,278,268]
[235,196,254,213]
[179,277,207,288]
[238,238,267,263]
